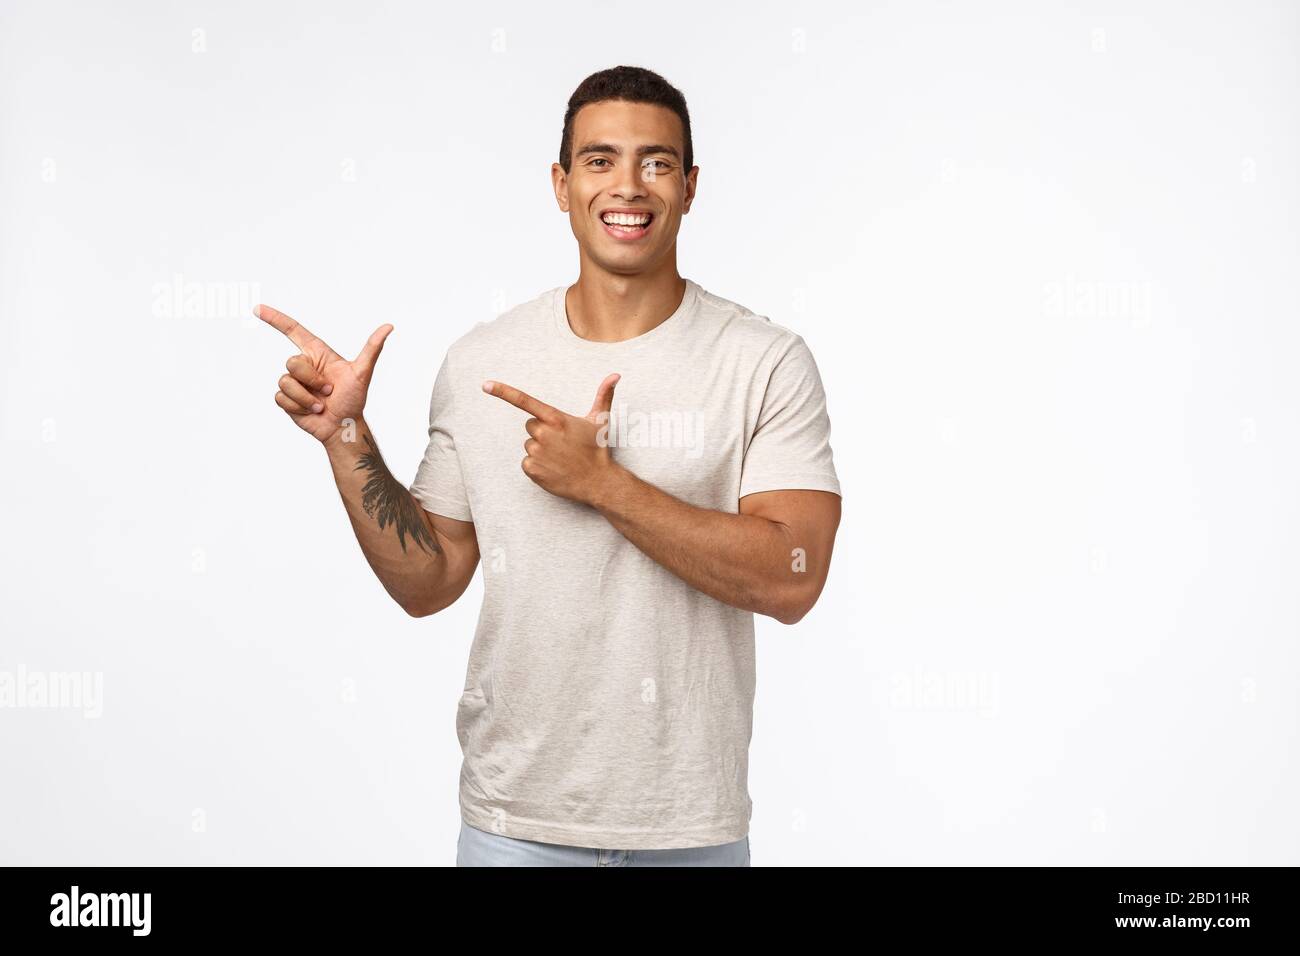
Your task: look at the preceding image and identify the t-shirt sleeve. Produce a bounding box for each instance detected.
[408,351,473,522]
[738,334,842,499]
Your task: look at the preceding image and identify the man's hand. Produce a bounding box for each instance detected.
[484,373,621,505]
[256,304,393,445]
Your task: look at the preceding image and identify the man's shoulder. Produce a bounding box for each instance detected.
[691,280,808,357]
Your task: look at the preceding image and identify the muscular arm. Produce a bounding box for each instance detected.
[323,419,479,617]
[256,302,478,618]
[591,470,840,624]
[480,379,840,625]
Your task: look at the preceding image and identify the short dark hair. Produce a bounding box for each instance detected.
[558,66,693,174]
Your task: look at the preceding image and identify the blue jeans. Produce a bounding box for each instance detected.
[456,820,751,867]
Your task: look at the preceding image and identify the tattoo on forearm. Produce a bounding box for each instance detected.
[354,433,441,555]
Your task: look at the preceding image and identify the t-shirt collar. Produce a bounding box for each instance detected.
[552,278,699,352]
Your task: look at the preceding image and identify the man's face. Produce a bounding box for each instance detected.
[552,99,698,276]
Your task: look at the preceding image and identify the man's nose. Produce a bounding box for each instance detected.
[610,162,647,200]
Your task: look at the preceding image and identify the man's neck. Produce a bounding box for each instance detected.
[564,263,687,343]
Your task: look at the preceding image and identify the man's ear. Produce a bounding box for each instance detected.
[551,162,569,212]
[682,165,699,214]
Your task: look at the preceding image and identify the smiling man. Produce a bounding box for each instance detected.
[258,66,841,866]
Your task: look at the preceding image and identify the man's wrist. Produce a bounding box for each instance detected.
[323,416,368,460]
[586,460,635,515]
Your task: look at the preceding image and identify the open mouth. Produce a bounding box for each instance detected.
[600,211,654,240]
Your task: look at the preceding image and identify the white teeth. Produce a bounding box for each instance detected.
[602,212,651,226]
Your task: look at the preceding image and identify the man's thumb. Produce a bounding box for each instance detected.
[356,324,394,374]
[588,372,621,420]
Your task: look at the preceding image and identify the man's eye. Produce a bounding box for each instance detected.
[644,160,670,169]
[590,158,611,168]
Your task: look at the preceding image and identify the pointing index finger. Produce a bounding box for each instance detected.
[255,304,321,352]
[483,380,561,421]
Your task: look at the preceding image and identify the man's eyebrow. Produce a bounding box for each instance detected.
[636,144,680,160]
[575,142,681,160]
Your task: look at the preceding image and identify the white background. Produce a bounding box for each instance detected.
[1,0,1296,865]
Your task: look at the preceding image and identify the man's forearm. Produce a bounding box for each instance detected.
[322,417,451,615]
[589,465,815,624]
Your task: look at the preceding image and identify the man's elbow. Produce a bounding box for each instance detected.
[772,603,811,626]
[401,599,436,618]
[772,607,806,626]
[401,593,457,618]
[400,576,474,617]
[397,589,452,618]
[763,583,823,626]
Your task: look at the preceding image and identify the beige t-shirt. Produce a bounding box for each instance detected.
[410,278,840,850]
